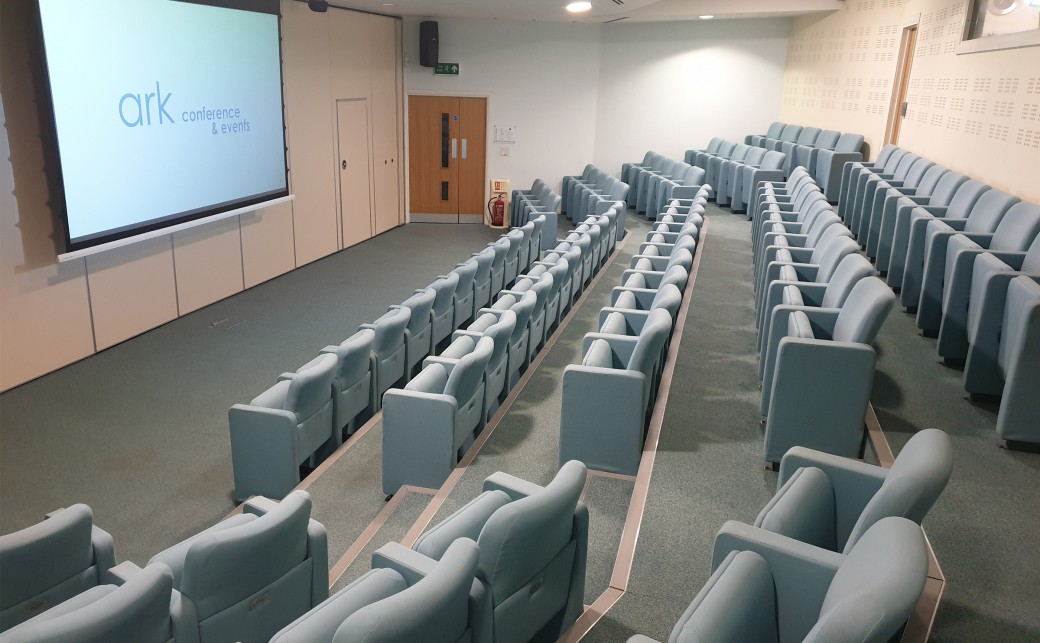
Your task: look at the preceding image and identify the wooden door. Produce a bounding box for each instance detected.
[887,25,918,145]
[336,99,374,249]
[408,95,459,217]
[408,95,487,221]
[371,16,403,234]
[458,97,487,218]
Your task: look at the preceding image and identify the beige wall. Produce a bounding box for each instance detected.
[0,2,402,391]
[779,0,1040,203]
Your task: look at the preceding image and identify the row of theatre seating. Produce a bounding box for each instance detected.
[0,175,623,642]
[229,206,565,501]
[609,155,957,642]
[833,144,1040,446]
[0,466,593,642]
[382,191,626,494]
[559,187,709,475]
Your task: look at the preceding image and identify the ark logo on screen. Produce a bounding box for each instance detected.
[119,82,174,127]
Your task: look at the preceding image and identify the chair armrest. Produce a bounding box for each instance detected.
[106,560,144,586]
[778,447,887,536]
[611,287,660,309]
[243,495,282,517]
[599,307,651,334]
[581,332,639,366]
[483,471,545,500]
[371,541,438,587]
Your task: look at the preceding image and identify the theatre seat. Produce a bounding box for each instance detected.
[361,306,412,411]
[627,517,926,643]
[147,491,328,643]
[758,428,953,554]
[270,539,480,643]
[449,309,516,421]
[410,461,589,643]
[0,504,116,633]
[394,289,435,383]
[994,277,1040,447]
[311,328,374,438]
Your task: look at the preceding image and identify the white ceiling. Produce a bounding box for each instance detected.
[325,0,845,23]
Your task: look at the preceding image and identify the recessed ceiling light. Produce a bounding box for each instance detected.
[565,2,593,13]
[699,14,714,19]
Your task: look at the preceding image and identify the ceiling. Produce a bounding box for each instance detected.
[325,0,845,23]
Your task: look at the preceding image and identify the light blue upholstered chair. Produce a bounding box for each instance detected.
[622,151,656,199]
[845,152,921,239]
[511,178,545,220]
[451,309,516,421]
[994,276,1040,447]
[410,461,589,643]
[362,305,411,411]
[382,336,493,494]
[864,165,962,265]
[501,229,525,290]
[527,254,570,333]
[449,259,478,330]
[692,140,737,173]
[788,128,839,176]
[918,201,1040,335]
[812,132,864,202]
[230,353,337,500]
[749,166,816,228]
[147,491,328,643]
[488,290,538,388]
[849,156,936,243]
[574,222,602,272]
[471,247,496,311]
[769,123,804,151]
[0,563,174,643]
[528,214,548,266]
[752,195,832,266]
[757,253,874,357]
[638,158,682,214]
[426,272,459,353]
[270,538,481,643]
[754,206,842,289]
[684,137,724,165]
[559,308,673,475]
[705,143,750,193]
[780,126,824,175]
[650,165,706,218]
[395,289,435,383]
[310,328,374,438]
[503,271,554,358]
[747,121,785,148]
[717,146,766,208]
[626,517,927,643]
[0,505,116,633]
[761,277,895,465]
[730,150,787,214]
[486,238,509,298]
[758,428,953,555]
[751,175,824,253]
[941,232,1040,366]
[885,179,992,290]
[837,144,901,216]
[899,187,1018,310]
[561,164,597,216]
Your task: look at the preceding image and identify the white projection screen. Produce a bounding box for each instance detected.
[37,0,288,255]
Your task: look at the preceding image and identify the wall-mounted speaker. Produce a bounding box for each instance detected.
[308,0,328,12]
[419,21,439,68]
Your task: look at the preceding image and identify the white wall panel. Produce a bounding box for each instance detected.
[172,216,244,315]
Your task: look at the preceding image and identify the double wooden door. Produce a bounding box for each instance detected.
[408,95,486,222]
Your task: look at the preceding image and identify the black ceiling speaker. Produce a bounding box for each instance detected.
[308,0,328,12]
[419,20,439,68]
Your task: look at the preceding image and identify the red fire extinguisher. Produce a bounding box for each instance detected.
[488,195,506,227]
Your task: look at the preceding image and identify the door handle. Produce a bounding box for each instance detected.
[900,101,908,117]
[341,160,347,170]
[461,138,468,159]
[451,138,458,159]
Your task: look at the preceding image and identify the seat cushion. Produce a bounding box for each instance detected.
[414,490,511,562]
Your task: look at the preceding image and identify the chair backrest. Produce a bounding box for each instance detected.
[963,188,1020,233]
[444,336,494,405]
[766,122,786,138]
[472,247,495,282]
[505,230,524,259]
[285,353,336,422]
[925,170,968,206]
[832,277,896,344]
[881,148,908,173]
[891,153,920,181]
[489,238,509,270]
[778,124,803,142]
[728,144,751,162]
[177,491,314,622]
[681,165,706,186]
[913,165,949,196]
[370,306,411,358]
[821,254,875,309]
[2,564,175,643]
[999,276,1040,376]
[331,329,375,388]
[608,180,629,202]
[804,212,842,247]
[334,539,479,643]
[796,126,822,145]
[429,273,459,316]
[716,140,738,158]
[873,144,899,165]
[626,309,673,375]
[401,289,436,336]
[816,130,841,150]
[528,272,554,316]
[743,146,768,166]
[453,260,478,297]
[705,137,724,154]
[503,291,537,342]
[991,201,1040,252]
[808,225,855,267]
[580,164,596,180]
[843,429,954,552]
[546,259,569,298]
[760,150,786,171]
[650,284,683,321]
[1022,233,1040,274]
[476,461,586,605]
[0,504,104,627]
[902,159,937,189]
[834,132,865,154]
[660,265,690,291]
[806,517,927,643]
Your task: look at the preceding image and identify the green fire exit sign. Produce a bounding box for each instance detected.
[434,62,460,76]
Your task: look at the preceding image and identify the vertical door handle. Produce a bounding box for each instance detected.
[341,160,347,170]
[451,138,458,159]
[461,138,468,159]
[900,101,908,117]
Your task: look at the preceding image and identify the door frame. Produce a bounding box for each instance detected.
[333,97,376,249]
[404,90,491,224]
[884,15,921,146]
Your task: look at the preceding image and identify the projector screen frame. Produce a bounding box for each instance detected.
[36,0,290,257]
